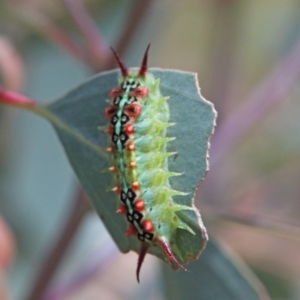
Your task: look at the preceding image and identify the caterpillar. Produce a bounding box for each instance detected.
[105,45,195,282]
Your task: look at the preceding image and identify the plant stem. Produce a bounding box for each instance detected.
[41,25,87,63]
[0,87,36,109]
[5,4,86,64]
[206,0,240,124]
[25,188,90,300]
[104,0,154,70]
[43,241,118,300]
[3,2,155,298]
[62,0,109,70]
[204,205,300,242]
[210,32,300,167]
[0,37,25,91]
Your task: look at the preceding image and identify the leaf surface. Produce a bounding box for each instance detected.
[162,241,270,300]
[34,68,216,266]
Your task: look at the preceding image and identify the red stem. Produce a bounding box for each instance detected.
[62,0,109,69]
[23,1,154,298]
[25,188,90,300]
[206,0,239,124]
[204,204,300,241]
[104,0,154,70]
[211,32,300,167]
[6,4,86,64]
[42,25,87,63]
[0,86,36,108]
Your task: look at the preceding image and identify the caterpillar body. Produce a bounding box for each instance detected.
[105,45,195,281]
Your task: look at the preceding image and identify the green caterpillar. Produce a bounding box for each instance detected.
[105,45,195,281]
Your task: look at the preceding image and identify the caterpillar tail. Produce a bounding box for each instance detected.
[136,238,186,283]
[136,242,149,283]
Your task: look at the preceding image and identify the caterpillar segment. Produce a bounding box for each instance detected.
[105,45,194,282]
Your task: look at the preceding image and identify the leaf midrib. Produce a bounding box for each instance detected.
[33,105,106,157]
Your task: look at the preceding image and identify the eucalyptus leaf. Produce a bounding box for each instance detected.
[33,68,216,267]
[162,241,270,300]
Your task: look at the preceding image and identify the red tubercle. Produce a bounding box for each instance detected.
[156,238,186,271]
[109,87,123,98]
[106,126,113,135]
[116,204,126,214]
[124,124,134,135]
[129,86,148,98]
[127,142,135,151]
[0,87,36,109]
[125,225,136,236]
[134,200,144,212]
[124,104,142,118]
[104,105,118,119]
[142,220,153,232]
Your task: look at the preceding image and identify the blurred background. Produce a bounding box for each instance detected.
[0,0,300,299]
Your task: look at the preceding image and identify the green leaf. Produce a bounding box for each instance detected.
[162,241,270,300]
[32,68,216,267]
[251,267,294,299]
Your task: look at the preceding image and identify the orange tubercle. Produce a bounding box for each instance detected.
[127,143,135,151]
[112,186,120,194]
[132,181,139,191]
[109,166,116,172]
[129,161,136,169]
